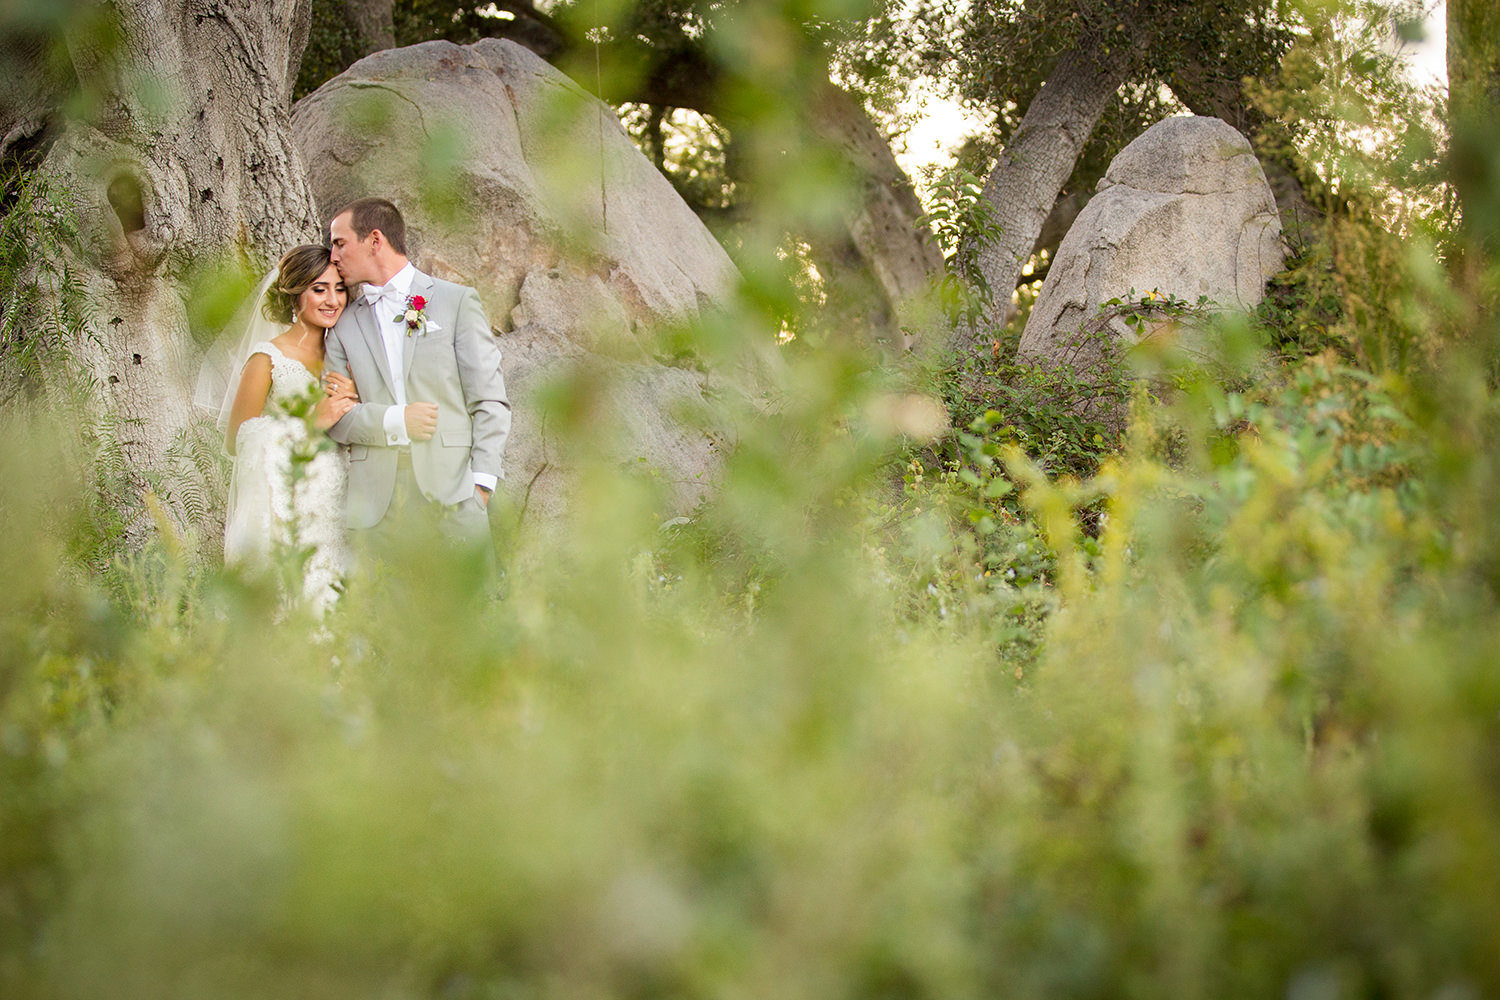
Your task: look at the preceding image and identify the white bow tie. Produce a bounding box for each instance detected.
[364,282,404,307]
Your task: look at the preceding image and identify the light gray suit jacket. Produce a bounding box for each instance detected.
[325,269,510,529]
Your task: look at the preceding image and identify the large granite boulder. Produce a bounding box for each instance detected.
[1017,115,1283,373]
[292,39,748,521]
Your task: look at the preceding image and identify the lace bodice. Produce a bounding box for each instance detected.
[249,340,320,409]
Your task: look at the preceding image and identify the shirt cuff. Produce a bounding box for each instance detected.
[473,472,498,492]
[383,405,410,446]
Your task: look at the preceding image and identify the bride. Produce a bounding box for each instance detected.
[216,244,360,613]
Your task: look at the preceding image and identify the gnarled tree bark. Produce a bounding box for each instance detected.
[10,0,320,529]
[805,82,945,347]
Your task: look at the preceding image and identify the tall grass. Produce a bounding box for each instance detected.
[6,256,1500,1000]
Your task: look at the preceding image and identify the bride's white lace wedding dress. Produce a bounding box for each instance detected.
[224,341,349,614]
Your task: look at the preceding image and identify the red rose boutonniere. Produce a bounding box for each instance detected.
[398,294,431,337]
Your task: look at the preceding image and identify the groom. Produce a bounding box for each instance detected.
[324,197,509,548]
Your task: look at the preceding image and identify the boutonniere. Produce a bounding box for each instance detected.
[396,294,435,337]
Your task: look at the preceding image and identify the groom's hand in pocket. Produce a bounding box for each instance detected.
[405,402,439,441]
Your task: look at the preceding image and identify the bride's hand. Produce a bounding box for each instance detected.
[313,394,355,431]
[323,371,358,401]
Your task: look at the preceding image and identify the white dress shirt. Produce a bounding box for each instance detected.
[365,262,416,447]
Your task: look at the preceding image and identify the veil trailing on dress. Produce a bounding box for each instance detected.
[192,268,282,442]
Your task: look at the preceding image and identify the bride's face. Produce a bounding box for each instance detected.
[298,265,347,330]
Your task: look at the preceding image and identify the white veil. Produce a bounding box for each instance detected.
[193,269,282,443]
[194,268,286,564]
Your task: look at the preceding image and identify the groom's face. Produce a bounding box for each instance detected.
[329,212,379,287]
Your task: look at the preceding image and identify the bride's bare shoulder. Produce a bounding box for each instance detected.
[236,349,272,384]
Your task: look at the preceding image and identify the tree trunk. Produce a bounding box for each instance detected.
[1449,0,1500,261]
[31,0,318,532]
[342,0,394,56]
[806,83,945,348]
[956,45,1129,354]
[0,28,57,168]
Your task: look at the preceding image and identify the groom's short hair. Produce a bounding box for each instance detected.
[335,197,408,256]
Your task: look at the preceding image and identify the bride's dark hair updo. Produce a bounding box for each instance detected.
[262,244,336,324]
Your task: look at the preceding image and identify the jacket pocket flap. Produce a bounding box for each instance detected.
[440,429,472,447]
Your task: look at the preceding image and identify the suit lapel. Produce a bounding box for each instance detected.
[354,293,398,400]
[400,270,434,381]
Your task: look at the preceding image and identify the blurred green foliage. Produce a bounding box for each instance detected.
[7,1,1500,999]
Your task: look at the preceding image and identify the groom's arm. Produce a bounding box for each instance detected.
[453,287,511,485]
[325,323,402,447]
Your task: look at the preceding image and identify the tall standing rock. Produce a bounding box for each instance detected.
[1017,115,1283,373]
[293,38,750,521]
